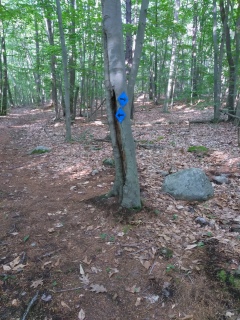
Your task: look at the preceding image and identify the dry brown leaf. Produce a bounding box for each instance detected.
[9,256,21,268]
[140,260,151,270]
[135,297,142,306]
[12,264,26,271]
[80,274,90,285]
[125,285,140,293]
[90,284,107,293]
[108,268,119,278]
[61,301,71,309]
[30,279,43,288]
[185,244,198,250]
[78,309,85,320]
[83,256,92,265]
[42,261,52,269]
[2,265,11,271]
[79,264,85,275]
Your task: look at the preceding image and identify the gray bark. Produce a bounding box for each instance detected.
[56,0,71,141]
[213,0,221,121]
[45,18,59,120]
[163,0,180,112]
[101,0,141,208]
[127,0,149,118]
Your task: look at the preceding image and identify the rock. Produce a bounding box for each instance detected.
[30,146,51,154]
[102,158,115,167]
[195,217,209,227]
[212,174,229,185]
[162,168,214,201]
[91,169,99,175]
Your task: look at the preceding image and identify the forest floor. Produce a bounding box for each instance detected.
[0,101,240,320]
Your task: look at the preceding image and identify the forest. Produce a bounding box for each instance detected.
[0,0,240,319]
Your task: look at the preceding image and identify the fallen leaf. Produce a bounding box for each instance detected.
[91,266,102,273]
[80,274,90,285]
[90,284,107,293]
[12,263,26,271]
[61,301,71,309]
[125,285,140,293]
[135,297,142,306]
[41,294,52,302]
[79,264,85,275]
[2,265,11,271]
[48,228,55,233]
[226,311,235,317]
[108,268,119,278]
[42,261,52,269]
[140,260,151,270]
[11,299,20,307]
[78,308,85,320]
[9,256,21,268]
[185,244,198,250]
[83,256,92,265]
[31,279,43,288]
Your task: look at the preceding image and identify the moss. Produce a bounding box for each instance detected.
[187,145,209,153]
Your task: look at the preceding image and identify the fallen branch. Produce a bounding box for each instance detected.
[53,286,83,293]
[21,291,39,320]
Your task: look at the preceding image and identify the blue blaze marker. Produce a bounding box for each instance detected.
[117,92,129,107]
[115,107,126,123]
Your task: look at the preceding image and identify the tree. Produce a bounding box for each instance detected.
[55,0,71,141]
[163,0,180,112]
[127,0,149,118]
[101,0,141,208]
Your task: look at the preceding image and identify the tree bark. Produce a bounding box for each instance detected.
[101,0,141,208]
[219,0,235,120]
[56,0,71,141]
[163,0,180,112]
[213,0,221,121]
[127,0,149,118]
[45,17,60,120]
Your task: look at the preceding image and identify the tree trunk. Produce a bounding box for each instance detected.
[56,0,71,141]
[219,0,235,120]
[127,0,149,118]
[69,0,76,119]
[101,0,141,208]
[45,18,60,120]
[34,16,41,105]
[213,0,221,121]
[191,0,198,103]
[163,0,180,112]
[1,28,8,115]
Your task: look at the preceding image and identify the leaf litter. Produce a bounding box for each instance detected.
[0,105,240,319]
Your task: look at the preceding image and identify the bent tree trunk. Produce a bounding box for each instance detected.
[101,0,141,208]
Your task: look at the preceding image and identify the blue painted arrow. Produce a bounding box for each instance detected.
[117,92,129,107]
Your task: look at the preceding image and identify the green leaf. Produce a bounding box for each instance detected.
[23,235,30,242]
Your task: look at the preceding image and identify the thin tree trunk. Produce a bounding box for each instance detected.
[191,0,198,103]
[1,29,8,115]
[56,0,71,141]
[219,0,235,120]
[34,16,41,105]
[101,0,141,208]
[127,0,149,119]
[46,18,60,120]
[69,0,76,119]
[163,0,180,112]
[213,0,221,121]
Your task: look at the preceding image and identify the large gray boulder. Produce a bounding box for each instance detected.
[162,168,214,201]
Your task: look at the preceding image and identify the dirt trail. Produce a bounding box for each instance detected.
[0,107,240,320]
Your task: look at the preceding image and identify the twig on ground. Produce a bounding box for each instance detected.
[53,286,83,293]
[21,291,39,320]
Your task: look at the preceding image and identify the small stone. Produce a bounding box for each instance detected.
[195,217,209,227]
[91,169,99,175]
